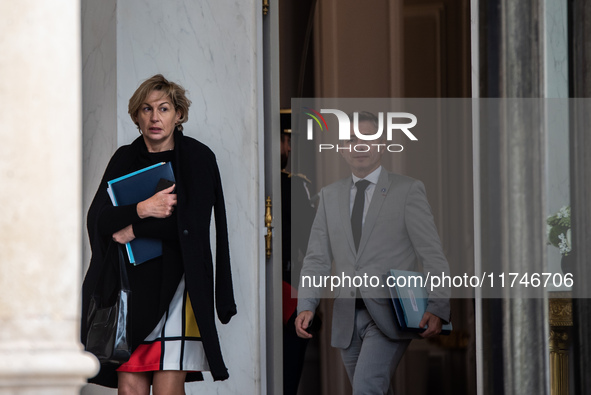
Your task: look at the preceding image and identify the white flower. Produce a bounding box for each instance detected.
[558,232,572,255]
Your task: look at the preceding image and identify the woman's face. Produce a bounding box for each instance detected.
[135,90,181,151]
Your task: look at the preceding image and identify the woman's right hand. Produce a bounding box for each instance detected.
[137,185,177,219]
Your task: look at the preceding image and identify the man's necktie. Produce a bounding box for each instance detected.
[351,179,371,252]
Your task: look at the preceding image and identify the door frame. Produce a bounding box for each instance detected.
[261,0,283,393]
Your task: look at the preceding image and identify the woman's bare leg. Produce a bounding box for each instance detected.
[117,372,152,395]
[152,371,187,395]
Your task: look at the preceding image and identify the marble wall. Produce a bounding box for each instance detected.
[82,0,263,393]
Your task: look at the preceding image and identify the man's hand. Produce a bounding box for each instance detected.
[137,185,177,219]
[295,310,314,339]
[418,311,442,338]
[112,225,135,244]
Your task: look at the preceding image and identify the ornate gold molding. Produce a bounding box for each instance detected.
[549,292,572,395]
[549,295,573,327]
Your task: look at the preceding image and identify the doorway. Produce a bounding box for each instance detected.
[273,0,477,394]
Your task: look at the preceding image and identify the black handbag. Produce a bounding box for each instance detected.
[86,242,132,364]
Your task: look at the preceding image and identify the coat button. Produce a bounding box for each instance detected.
[183,229,189,236]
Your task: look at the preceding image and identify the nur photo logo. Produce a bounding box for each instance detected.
[303,108,418,152]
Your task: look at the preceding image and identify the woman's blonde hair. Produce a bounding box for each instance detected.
[128,74,192,131]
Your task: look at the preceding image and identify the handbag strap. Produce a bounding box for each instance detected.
[117,244,131,291]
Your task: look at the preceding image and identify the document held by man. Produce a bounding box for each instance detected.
[387,269,453,335]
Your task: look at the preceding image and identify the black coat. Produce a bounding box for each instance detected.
[81,129,237,387]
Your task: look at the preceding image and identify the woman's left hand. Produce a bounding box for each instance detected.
[112,225,135,244]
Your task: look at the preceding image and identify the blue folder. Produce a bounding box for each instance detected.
[107,162,175,265]
[386,269,452,335]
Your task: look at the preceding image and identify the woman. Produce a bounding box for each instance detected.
[82,74,237,394]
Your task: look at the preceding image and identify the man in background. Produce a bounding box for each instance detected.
[295,111,450,394]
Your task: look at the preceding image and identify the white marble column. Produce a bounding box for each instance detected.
[0,0,99,393]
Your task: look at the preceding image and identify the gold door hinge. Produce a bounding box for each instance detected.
[265,196,273,258]
[263,0,269,15]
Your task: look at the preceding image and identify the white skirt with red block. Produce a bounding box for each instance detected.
[117,275,210,372]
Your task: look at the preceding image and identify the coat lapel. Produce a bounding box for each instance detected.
[357,169,391,257]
